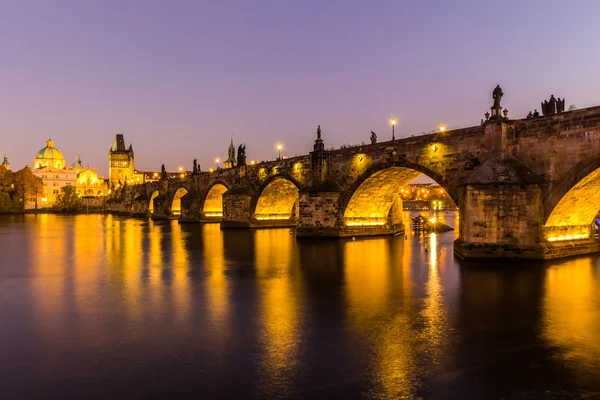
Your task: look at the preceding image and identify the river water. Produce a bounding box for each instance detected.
[0,212,599,399]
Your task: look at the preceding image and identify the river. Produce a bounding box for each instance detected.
[0,212,599,399]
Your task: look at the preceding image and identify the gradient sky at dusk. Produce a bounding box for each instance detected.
[2,0,600,176]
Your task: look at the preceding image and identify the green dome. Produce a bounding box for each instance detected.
[35,139,65,162]
[34,139,66,169]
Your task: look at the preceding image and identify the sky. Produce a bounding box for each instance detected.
[2,0,600,177]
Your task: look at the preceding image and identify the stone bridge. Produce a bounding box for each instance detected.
[108,93,600,260]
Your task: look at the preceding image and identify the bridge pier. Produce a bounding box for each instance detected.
[221,191,299,229]
[179,192,201,223]
[131,196,150,217]
[150,194,175,220]
[296,190,405,238]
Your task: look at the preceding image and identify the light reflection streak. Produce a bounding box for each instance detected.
[344,237,416,399]
[542,259,600,378]
[202,223,229,334]
[421,233,448,365]
[254,229,301,397]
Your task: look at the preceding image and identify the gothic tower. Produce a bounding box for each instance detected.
[108,130,135,188]
[224,137,236,169]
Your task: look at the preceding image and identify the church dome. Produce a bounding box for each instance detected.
[34,139,66,169]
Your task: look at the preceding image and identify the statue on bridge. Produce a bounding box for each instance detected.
[237,144,247,166]
[161,164,167,180]
[193,158,200,174]
[492,85,504,108]
[541,95,565,116]
[370,131,377,144]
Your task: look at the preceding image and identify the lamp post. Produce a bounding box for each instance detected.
[277,144,282,160]
[215,158,220,169]
[391,118,396,141]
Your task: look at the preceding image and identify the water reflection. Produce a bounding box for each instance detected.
[1,212,600,399]
[421,233,448,365]
[202,223,229,335]
[344,236,420,399]
[543,257,600,385]
[254,228,302,398]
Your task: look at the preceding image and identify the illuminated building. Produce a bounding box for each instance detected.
[108,131,157,189]
[109,131,136,188]
[32,139,78,207]
[76,163,108,196]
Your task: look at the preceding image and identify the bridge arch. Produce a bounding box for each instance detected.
[171,187,189,216]
[253,174,302,221]
[543,157,600,241]
[203,181,230,217]
[342,160,456,227]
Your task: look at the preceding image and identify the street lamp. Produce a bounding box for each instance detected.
[391,117,396,141]
[215,158,220,169]
[277,144,282,160]
[439,125,446,133]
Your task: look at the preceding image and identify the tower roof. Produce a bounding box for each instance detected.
[1,151,9,169]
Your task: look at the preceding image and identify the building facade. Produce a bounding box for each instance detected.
[32,139,106,208]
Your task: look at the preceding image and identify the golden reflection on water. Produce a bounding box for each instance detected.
[30,214,68,339]
[421,233,448,365]
[543,258,600,377]
[168,220,191,323]
[202,223,229,334]
[254,229,301,394]
[344,237,417,399]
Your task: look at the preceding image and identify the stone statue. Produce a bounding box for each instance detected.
[370,131,377,144]
[492,85,504,108]
[193,158,198,173]
[161,164,167,180]
[118,179,122,187]
[557,97,565,113]
[317,125,321,140]
[110,182,115,192]
[548,94,557,114]
[237,144,247,166]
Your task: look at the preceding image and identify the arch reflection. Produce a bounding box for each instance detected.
[343,236,417,399]
[254,228,302,397]
[543,258,600,382]
[202,223,229,333]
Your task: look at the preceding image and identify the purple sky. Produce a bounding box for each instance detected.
[2,0,600,176]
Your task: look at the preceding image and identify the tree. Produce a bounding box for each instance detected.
[0,167,14,193]
[13,167,43,211]
[0,192,12,213]
[53,185,81,213]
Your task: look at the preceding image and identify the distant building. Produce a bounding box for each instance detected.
[31,140,107,208]
[108,131,145,190]
[77,164,108,197]
[32,139,78,207]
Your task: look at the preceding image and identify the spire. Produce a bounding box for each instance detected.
[224,134,236,168]
[2,150,10,170]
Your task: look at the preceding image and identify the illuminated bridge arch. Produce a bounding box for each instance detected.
[148,190,160,213]
[343,161,455,227]
[543,157,600,241]
[254,175,301,221]
[203,182,230,217]
[171,187,189,216]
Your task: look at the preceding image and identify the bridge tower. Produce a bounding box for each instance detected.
[108,130,135,189]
